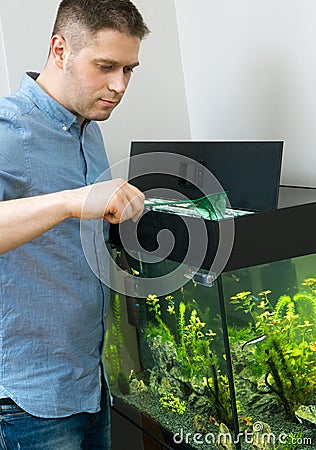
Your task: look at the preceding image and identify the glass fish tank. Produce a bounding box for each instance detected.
[105,186,316,450]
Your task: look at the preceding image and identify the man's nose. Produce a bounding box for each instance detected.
[108,72,127,94]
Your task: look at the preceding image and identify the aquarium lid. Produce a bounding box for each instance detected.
[128,141,283,212]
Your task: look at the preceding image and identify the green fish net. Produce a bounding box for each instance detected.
[144,192,228,220]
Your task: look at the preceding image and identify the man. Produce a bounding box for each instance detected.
[0,0,149,448]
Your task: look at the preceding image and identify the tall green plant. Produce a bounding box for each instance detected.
[103,293,130,394]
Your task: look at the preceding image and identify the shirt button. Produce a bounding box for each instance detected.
[62,125,67,131]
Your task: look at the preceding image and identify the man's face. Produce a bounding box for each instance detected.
[61,29,141,122]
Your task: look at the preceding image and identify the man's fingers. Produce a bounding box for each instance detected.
[127,193,145,222]
[120,190,145,223]
[102,180,144,224]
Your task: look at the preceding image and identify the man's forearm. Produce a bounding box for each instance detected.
[0,190,72,254]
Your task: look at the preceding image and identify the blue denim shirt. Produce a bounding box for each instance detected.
[0,72,110,418]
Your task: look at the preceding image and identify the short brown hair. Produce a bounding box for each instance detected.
[52,0,150,42]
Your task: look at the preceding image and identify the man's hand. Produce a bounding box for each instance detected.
[70,178,145,223]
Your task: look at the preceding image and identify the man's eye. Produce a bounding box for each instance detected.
[98,65,112,71]
[124,67,134,74]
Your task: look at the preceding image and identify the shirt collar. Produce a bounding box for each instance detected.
[19,72,80,131]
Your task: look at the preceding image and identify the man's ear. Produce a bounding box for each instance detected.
[50,35,67,69]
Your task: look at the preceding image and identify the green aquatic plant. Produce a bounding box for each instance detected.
[274,291,316,339]
[229,282,316,420]
[227,324,254,346]
[112,292,125,356]
[169,298,217,379]
[103,337,120,383]
[302,276,316,293]
[159,393,186,415]
[103,293,130,394]
[178,301,186,351]
[146,294,176,343]
[145,293,234,428]
[262,338,300,420]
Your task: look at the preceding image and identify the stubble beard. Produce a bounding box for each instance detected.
[63,72,111,122]
[63,58,120,122]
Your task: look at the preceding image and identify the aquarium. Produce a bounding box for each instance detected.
[106,187,316,450]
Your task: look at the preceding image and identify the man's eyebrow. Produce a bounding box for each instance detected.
[93,58,140,68]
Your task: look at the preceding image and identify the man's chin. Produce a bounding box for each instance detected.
[86,111,113,122]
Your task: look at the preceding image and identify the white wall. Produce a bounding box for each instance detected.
[0,17,10,97]
[175,0,316,187]
[0,1,60,91]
